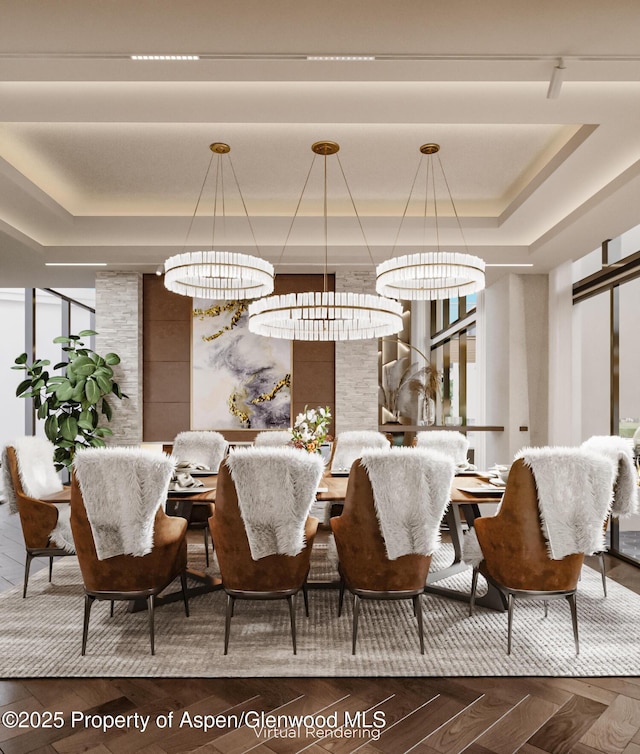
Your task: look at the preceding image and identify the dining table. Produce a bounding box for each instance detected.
[44,469,507,610]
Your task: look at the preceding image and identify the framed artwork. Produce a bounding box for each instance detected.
[191,298,291,429]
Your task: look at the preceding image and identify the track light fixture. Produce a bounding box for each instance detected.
[547,58,566,99]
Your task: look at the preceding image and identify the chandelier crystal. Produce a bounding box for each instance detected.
[248,141,403,341]
[375,143,485,301]
[163,142,274,300]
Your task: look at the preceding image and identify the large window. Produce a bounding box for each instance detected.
[573,237,640,565]
[0,288,95,445]
[0,289,27,448]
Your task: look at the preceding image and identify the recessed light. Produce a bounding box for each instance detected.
[131,55,200,61]
[306,55,375,61]
[45,263,108,267]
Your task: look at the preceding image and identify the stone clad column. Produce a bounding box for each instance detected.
[334,270,379,434]
[95,272,143,446]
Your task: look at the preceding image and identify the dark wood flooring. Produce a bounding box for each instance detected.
[1,502,640,754]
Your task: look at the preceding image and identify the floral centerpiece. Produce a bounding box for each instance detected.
[290,405,332,453]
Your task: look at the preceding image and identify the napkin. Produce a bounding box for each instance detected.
[168,471,205,492]
[176,461,211,472]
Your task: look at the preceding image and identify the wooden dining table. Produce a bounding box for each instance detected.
[45,469,507,610]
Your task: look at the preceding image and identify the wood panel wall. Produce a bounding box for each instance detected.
[142,274,335,441]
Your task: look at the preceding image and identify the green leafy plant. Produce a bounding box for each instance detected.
[12,330,127,470]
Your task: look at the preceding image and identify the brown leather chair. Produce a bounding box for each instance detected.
[331,460,436,654]
[70,471,189,656]
[209,459,319,654]
[5,446,74,598]
[470,458,584,654]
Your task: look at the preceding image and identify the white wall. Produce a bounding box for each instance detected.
[483,274,549,466]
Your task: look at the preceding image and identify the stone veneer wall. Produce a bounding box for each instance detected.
[95,272,143,445]
[334,270,379,434]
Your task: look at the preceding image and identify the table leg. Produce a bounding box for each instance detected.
[424,503,507,611]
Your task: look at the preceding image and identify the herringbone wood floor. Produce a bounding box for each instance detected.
[1,502,640,754]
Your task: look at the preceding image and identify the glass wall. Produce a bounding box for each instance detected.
[0,288,95,445]
[616,277,640,561]
[573,231,640,565]
[0,289,27,448]
[573,293,610,439]
[35,290,64,438]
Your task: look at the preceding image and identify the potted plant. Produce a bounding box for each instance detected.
[12,330,127,470]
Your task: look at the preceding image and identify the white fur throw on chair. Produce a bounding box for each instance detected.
[2,436,63,514]
[226,447,324,560]
[517,447,616,559]
[331,431,389,472]
[74,447,174,560]
[415,431,469,465]
[581,435,639,518]
[360,447,455,560]
[254,430,292,448]
[173,431,227,472]
[1,437,74,553]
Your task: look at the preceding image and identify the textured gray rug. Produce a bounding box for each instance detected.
[0,540,638,677]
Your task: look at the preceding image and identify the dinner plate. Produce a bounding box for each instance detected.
[455,469,483,476]
[458,485,505,495]
[184,469,215,476]
[330,471,350,477]
[167,486,213,495]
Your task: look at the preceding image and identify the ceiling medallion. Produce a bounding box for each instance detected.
[375,143,486,301]
[248,141,403,341]
[163,143,274,300]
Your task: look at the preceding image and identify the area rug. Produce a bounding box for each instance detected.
[0,541,638,678]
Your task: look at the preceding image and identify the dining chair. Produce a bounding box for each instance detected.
[71,447,189,655]
[414,430,470,466]
[209,447,323,654]
[469,451,616,655]
[3,438,75,598]
[330,430,390,473]
[581,435,639,595]
[172,431,228,567]
[253,430,292,447]
[331,448,454,654]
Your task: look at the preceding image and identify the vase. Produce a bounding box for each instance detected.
[418,396,436,426]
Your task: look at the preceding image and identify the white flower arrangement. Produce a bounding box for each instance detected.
[291,405,332,453]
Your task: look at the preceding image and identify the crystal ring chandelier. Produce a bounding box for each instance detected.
[163,143,274,300]
[248,141,403,341]
[375,143,485,301]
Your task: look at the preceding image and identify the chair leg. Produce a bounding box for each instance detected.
[469,567,479,616]
[352,595,360,655]
[147,595,156,655]
[180,572,190,617]
[507,592,515,655]
[110,600,114,617]
[544,600,548,618]
[82,594,95,656]
[48,556,54,583]
[413,594,425,655]
[203,527,210,568]
[302,583,309,618]
[567,593,580,655]
[598,552,607,597]
[287,594,297,655]
[338,577,345,617]
[224,594,234,655]
[23,552,33,599]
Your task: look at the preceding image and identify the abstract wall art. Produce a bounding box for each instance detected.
[192,298,291,429]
